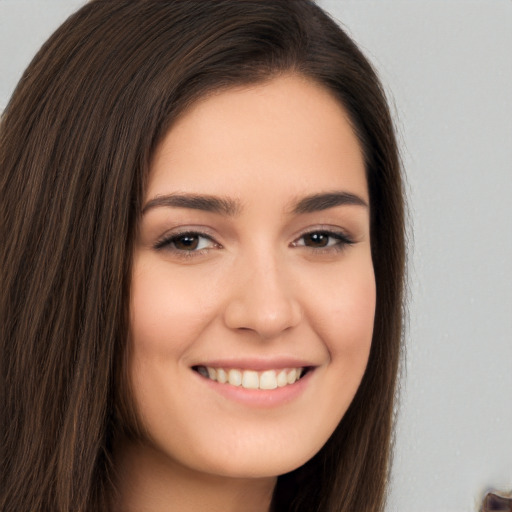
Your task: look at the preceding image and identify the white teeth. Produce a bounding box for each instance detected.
[217,368,227,383]
[197,366,305,389]
[259,370,278,390]
[228,369,242,386]
[277,370,288,387]
[242,370,259,389]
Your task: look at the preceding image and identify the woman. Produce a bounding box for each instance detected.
[0,1,405,511]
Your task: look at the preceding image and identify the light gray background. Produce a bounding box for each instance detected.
[1,2,511,511]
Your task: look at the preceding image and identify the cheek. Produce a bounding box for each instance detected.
[128,260,217,359]
[126,263,209,447]
[312,258,376,356]
[333,276,376,353]
[308,258,376,405]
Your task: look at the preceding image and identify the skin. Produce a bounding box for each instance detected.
[115,74,376,512]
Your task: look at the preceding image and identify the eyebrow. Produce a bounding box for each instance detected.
[142,193,242,216]
[290,191,368,214]
[142,190,367,216]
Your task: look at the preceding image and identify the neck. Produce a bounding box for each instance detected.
[111,438,276,512]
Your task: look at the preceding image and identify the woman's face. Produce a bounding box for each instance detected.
[128,75,375,479]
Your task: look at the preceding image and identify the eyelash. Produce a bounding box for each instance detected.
[154,230,219,257]
[154,228,354,258]
[291,229,354,252]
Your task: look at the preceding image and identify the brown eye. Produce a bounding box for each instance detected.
[154,232,218,252]
[173,234,200,251]
[303,232,330,248]
[292,230,354,251]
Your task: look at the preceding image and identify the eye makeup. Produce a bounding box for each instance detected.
[153,226,355,260]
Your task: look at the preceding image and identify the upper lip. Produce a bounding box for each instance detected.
[191,357,317,371]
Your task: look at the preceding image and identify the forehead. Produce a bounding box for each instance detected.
[147,74,368,205]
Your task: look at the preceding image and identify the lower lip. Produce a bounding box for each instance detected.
[194,369,314,408]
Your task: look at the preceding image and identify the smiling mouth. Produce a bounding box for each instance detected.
[193,366,310,390]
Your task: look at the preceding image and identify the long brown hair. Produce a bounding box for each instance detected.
[0,1,405,511]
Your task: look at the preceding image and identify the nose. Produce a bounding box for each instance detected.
[223,252,303,340]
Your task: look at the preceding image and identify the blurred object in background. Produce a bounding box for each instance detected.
[482,492,512,512]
